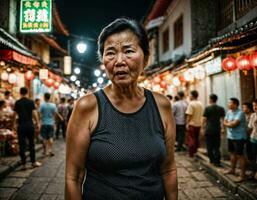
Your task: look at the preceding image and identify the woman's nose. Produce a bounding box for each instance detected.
[115,53,125,65]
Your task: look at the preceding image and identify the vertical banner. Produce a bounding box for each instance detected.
[20,0,52,33]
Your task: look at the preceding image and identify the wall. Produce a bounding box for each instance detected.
[190,0,216,51]
[159,0,192,61]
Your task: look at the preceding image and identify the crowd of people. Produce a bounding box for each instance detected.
[168,90,257,183]
[0,87,74,170]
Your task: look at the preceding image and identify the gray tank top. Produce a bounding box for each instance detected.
[83,89,166,200]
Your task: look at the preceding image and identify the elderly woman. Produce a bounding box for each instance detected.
[65,18,177,200]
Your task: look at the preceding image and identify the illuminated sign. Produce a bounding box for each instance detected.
[20,0,52,33]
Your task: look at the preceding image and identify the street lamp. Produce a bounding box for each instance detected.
[74,67,81,74]
[76,42,87,54]
[70,75,77,82]
[94,69,101,77]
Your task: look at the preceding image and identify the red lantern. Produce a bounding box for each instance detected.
[53,82,60,89]
[250,51,257,69]
[44,78,54,87]
[24,70,35,81]
[160,81,167,89]
[222,57,237,72]
[236,55,252,75]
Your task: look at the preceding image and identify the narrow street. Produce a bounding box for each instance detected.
[0,140,241,200]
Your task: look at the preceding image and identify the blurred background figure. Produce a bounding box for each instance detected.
[56,97,68,139]
[202,94,225,167]
[66,98,74,123]
[4,90,15,111]
[186,90,203,157]
[172,91,187,152]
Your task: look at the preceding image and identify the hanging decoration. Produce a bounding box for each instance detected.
[53,82,60,89]
[154,76,161,83]
[250,51,257,69]
[1,71,9,81]
[8,73,17,84]
[160,81,167,89]
[44,78,54,87]
[172,76,181,86]
[24,70,35,81]
[236,55,252,75]
[39,69,48,80]
[222,57,237,72]
[184,69,194,82]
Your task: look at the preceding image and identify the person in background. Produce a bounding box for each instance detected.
[166,95,173,104]
[66,98,74,122]
[242,102,253,163]
[185,90,203,157]
[224,98,247,182]
[39,93,63,156]
[4,90,15,111]
[65,18,177,200]
[248,99,257,180]
[13,87,41,170]
[172,91,187,152]
[55,97,68,139]
[34,98,46,155]
[202,94,225,167]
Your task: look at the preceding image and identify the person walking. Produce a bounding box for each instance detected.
[13,87,41,170]
[65,18,178,200]
[202,94,225,166]
[242,102,253,163]
[185,90,203,157]
[39,93,62,156]
[248,99,257,180]
[224,98,247,182]
[172,91,187,152]
[55,97,68,139]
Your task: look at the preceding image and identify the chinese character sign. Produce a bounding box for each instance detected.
[20,0,52,33]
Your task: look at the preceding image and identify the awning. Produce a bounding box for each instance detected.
[0,50,38,65]
[0,28,38,59]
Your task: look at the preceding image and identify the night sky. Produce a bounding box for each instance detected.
[55,0,153,78]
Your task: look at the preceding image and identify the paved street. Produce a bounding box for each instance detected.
[0,140,242,200]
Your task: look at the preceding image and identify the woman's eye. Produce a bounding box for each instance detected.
[125,50,134,54]
[105,51,115,56]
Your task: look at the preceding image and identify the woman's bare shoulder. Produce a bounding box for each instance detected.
[151,91,171,109]
[74,93,98,113]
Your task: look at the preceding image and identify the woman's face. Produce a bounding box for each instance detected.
[253,102,257,113]
[102,30,146,87]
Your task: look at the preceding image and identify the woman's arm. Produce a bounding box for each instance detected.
[65,94,98,200]
[153,92,178,200]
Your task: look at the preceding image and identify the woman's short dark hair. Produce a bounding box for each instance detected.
[44,93,51,100]
[97,18,149,62]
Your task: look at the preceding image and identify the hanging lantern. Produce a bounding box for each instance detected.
[0,61,5,66]
[222,57,237,72]
[154,76,161,83]
[44,78,54,87]
[250,51,257,69]
[236,55,252,75]
[160,81,167,89]
[8,73,17,84]
[173,76,181,86]
[53,82,60,89]
[184,69,194,82]
[24,70,35,81]
[1,71,8,81]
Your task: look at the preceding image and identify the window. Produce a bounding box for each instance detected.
[174,15,183,49]
[162,28,169,53]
